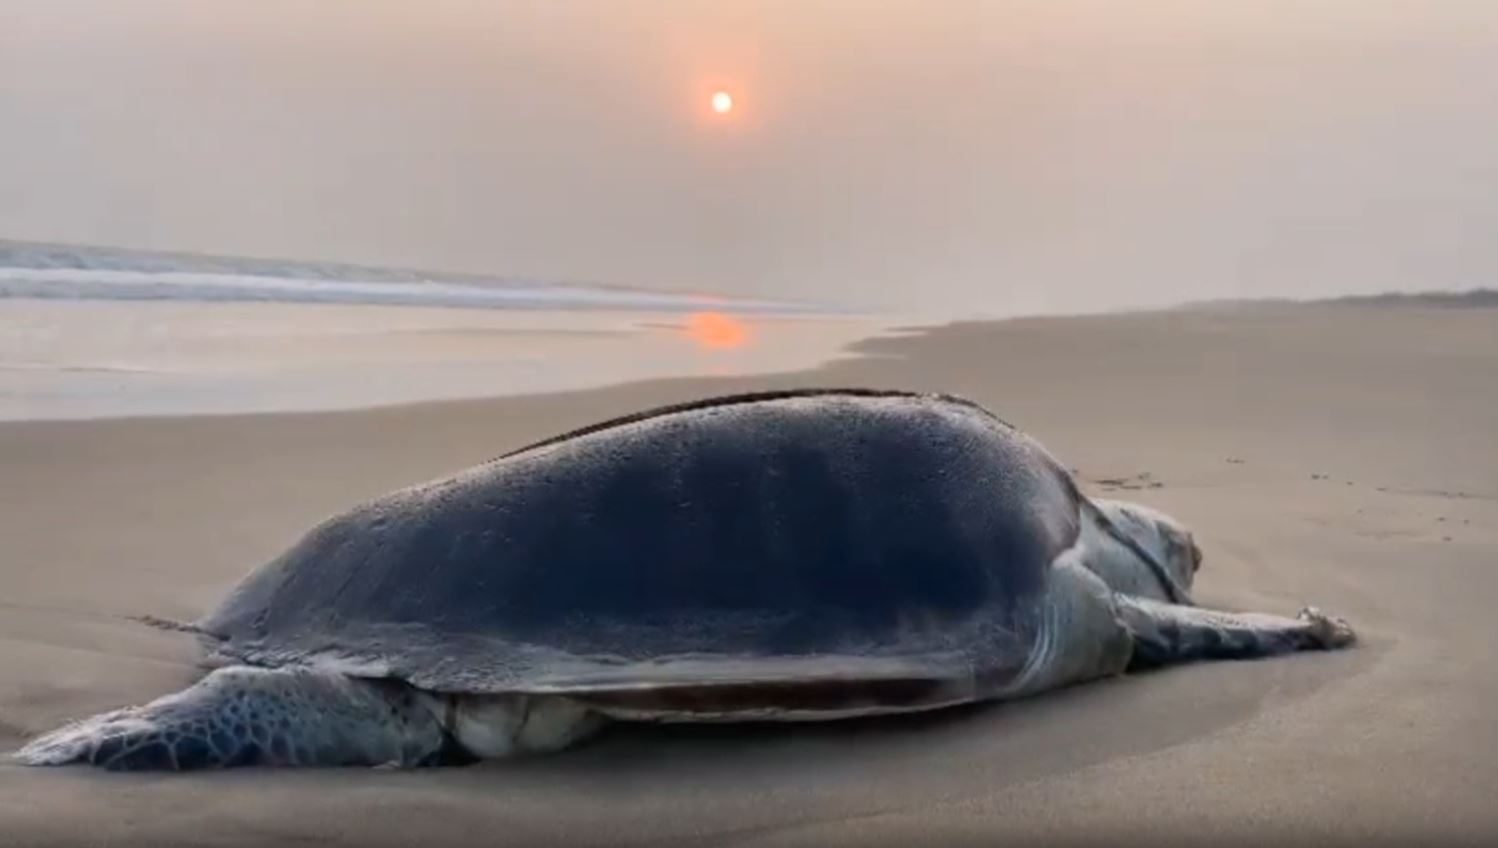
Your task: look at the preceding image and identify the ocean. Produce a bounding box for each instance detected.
[0,240,824,314]
[0,242,892,421]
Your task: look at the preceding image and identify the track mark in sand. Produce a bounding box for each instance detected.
[1373,486,1496,503]
[128,614,206,635]
[0,600,125,623]
[0,716,27,738]
[0,632,193,668]
[1319,502,1480,545]
[0,602,202,633]
[1089,471,1164,492]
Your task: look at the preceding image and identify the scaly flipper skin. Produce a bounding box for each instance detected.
[1115,595,1357,669]
[14,666,446,770]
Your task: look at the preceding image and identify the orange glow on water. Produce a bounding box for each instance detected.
[685,311,750,350]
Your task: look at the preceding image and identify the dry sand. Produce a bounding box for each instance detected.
[1,302,1495,847]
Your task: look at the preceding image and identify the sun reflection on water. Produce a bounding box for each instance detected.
[684,311,751,350]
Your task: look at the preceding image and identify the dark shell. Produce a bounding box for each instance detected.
[200,390,1082,703]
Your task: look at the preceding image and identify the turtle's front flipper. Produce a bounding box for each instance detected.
[1116,595,1356,669]
[15,666,446,770]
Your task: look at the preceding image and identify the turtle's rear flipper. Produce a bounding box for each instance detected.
[14,666,446,770]
[1117,595,1356,669]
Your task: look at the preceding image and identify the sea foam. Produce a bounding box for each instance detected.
[0,242,824,314]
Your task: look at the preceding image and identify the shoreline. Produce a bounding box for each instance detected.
[0,299,906,422]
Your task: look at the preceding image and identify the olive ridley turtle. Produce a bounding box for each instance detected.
[16,389,1355,770]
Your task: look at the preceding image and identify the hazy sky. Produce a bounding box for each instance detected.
[2,1,1496,312]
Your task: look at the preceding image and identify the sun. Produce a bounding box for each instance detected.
[710,90,734,115]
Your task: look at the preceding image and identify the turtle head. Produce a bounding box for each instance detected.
[1091,499,1202,596]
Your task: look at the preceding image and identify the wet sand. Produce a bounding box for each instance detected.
[2,302,1495,846]
[0,300,890,420]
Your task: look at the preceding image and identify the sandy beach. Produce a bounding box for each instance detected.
[2,300,1495,847]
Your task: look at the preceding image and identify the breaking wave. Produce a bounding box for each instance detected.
[0,243,826,314]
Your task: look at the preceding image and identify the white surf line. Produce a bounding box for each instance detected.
[0,267,829,314]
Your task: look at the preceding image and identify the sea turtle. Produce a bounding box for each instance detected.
[16,389,1355,771]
